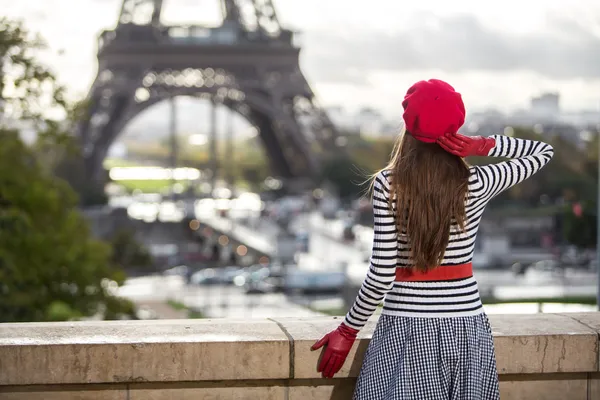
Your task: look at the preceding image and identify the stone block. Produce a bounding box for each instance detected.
[272,316,378,379]
[489,314,598,374]
[0,319,289,385]
[558,312,600,369]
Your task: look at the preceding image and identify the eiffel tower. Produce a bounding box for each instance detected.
[77,0,341,189]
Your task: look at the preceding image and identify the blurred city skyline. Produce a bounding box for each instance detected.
[1,0,599,120]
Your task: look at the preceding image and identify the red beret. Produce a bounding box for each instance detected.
[402,79,466,143]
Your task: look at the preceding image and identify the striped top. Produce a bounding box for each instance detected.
[344,135,554,330]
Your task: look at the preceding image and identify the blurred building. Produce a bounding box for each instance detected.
[355,107,383,137]
[530,93,560,120]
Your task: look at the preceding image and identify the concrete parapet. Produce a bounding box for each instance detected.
[0,313,599,399]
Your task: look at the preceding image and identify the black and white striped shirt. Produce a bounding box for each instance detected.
[344,135,554,329]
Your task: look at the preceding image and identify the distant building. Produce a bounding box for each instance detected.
[356,107,383,138]
[325,106,358,133]
[530,93,560,119]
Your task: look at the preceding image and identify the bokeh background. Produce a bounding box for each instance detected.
[1,0,598,322]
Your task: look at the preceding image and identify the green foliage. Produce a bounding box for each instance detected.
[109,229,155,272]
[0,131,134,322]
[103,295,136,321]
[0,18,66,123]
[116,179,185,194]
[46,301,83,321]
[319,155,370,200]
[54,152,109,206]
[348,136,395,173]
[0,18,134,322]
[188,309,205,319]
[562,203,597,249]
[166,300,205,318]
[0,17,106,206]
[167,299,187,311]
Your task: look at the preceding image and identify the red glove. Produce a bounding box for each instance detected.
[437,132,496,157]
[311,323,358,378]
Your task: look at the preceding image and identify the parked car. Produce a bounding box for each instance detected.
[283,270,346,294]
[242,264,289,294]
[190,268,222,285]
[243,267,272,294]
[220,266,246,285]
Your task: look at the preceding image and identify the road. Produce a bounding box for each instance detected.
[118,274,324,319]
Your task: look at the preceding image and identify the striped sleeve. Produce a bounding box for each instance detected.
[343,170,398,330]
[469,135,554,201]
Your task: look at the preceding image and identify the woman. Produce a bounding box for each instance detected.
[311,79,554,400]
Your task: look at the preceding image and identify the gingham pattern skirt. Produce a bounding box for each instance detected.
[353,314,500,400]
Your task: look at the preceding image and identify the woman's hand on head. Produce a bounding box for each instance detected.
[437,133,473,157]
[437,133,495,157]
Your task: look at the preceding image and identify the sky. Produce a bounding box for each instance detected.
[2,0,600,121]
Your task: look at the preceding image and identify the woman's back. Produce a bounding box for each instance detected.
[344,133,554,324]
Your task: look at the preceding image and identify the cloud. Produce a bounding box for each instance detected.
[300,14,599,84]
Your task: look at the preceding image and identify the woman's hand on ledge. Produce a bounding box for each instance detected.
[311,323,359,378]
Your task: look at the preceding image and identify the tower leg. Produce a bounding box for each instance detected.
[209,98,218,193]
[169,97,178,199]
[226,110,234,189]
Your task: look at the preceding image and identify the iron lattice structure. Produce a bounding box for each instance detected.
[77,0,341,185]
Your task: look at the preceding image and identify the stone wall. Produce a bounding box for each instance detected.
[0,313,599,399]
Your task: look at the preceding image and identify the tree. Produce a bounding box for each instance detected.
[0,18,134,322]
[319,155,370,200]
[0,18,66,123]
[562,202,597,250]
[109,229,155,274]
[0,131,134,321]
[0,18,107,206]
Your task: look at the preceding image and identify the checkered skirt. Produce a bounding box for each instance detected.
[353,314,500,400]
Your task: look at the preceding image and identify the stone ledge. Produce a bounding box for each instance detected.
[272,313,599,379]
[0,319,290,385]
[0,313,598,387]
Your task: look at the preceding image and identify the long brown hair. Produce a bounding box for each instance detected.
[374,129,470,272]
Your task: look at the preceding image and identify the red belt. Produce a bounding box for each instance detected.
[395,263,473,282]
